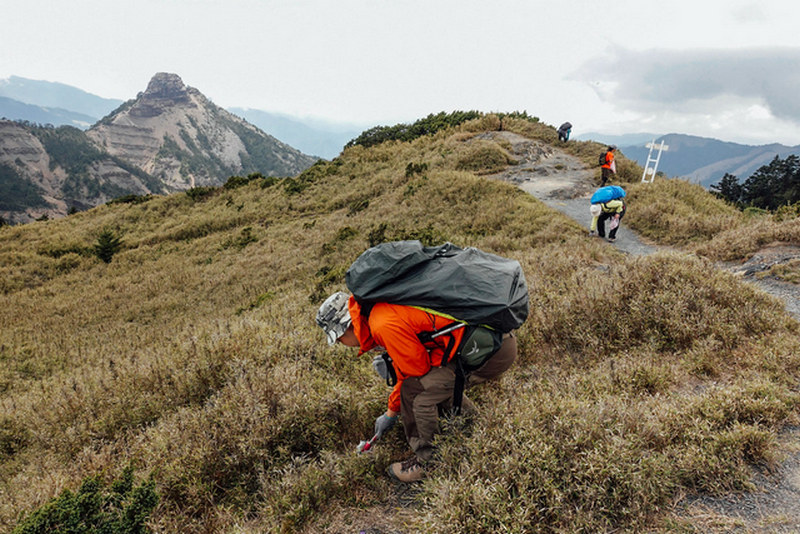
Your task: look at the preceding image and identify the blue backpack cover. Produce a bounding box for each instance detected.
[591,185,626,204]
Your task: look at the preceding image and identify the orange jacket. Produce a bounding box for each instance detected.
[602,150,615,169]
[348,296,465,413]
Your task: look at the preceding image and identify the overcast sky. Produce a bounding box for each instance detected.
[2,0,800,145]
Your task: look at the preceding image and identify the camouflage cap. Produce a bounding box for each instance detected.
[316,291,352,345]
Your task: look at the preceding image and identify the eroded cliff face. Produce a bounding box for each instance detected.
[0,120,153,224]
[88,73,315,191]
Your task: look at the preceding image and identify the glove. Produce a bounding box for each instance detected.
[374,413,398,437]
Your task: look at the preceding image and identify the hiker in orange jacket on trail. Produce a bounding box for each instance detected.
[316,291,517,483]
[601,145,617,186]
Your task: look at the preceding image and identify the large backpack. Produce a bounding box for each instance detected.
[598,151,607,166]
[591,185,626,204]
[346,240,529,413]
[346,240,528,332]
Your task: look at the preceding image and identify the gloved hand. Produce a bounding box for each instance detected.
[374,413,398,437]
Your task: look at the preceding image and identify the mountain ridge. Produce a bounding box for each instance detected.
[0,73,316,224]
[0,75,123,119]
[0,96,99,129]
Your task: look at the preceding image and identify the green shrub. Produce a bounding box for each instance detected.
[12,466,158,534]
[94,229,123,263]
[405,162,428,177]
[773,202,800,222]
[107,194,154,205]
[345,111,483,149]
[222,227,258,251]
[335,226,357,241]
[0,417,29,459]
[185,186,217,203]
[260,176,280,188]
[223,172,265,190]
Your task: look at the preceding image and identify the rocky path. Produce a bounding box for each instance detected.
[485,131,800,533]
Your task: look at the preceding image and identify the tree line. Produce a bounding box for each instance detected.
[712,154,800,210]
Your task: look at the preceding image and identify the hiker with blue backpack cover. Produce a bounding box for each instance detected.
[316,241,528,483]
[590,185,626,242]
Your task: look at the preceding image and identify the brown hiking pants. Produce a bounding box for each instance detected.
[399,333,518,462]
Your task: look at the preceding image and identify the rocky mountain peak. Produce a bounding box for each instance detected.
[131,72,192,117]
[86,72,316,192]
[142,72,189,100]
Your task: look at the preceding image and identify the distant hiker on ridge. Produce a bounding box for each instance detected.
[600,145,617,186]
[316,241,528,483]
[557,122,572,142]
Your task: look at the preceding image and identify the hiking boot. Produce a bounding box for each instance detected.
[607,237,616,243]
[387,457,425,483]
[588,230,598,237]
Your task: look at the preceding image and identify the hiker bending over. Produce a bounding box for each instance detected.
[601,145,617,186]
[590,198,626,242]
[557,122,572,142]
[316,291,517,483]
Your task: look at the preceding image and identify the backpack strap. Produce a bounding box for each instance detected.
[452,358,467,415]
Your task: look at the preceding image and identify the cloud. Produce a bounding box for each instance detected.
[573,47,800,124]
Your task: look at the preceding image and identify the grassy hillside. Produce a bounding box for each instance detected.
[1,114,799,533]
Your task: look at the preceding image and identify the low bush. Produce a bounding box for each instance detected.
[12,466,158,534]
[345,111,483,149]
[455,141,517,174]
[185,186,217,203]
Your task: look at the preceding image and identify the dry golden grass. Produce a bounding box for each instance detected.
[622,179,745,247]
[1,115,800,533]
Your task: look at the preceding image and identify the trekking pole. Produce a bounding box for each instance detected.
[356,433,380,453]
[417,321,466,344]
[430,322,466,338]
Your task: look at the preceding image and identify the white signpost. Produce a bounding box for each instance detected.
[641,140,668,183]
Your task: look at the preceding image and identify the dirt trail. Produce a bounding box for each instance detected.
[480,130,800,532]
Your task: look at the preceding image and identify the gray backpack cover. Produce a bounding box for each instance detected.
[345,241,529,332]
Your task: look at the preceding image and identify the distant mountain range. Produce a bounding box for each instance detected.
[229,108,365,159]
[0,73,316,224]
[0,96,99,129]
[578,132,800,188]
[0,76,124,120]
[0,76,362,159]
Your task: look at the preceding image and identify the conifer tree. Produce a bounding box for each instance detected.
[94,229,123,263]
